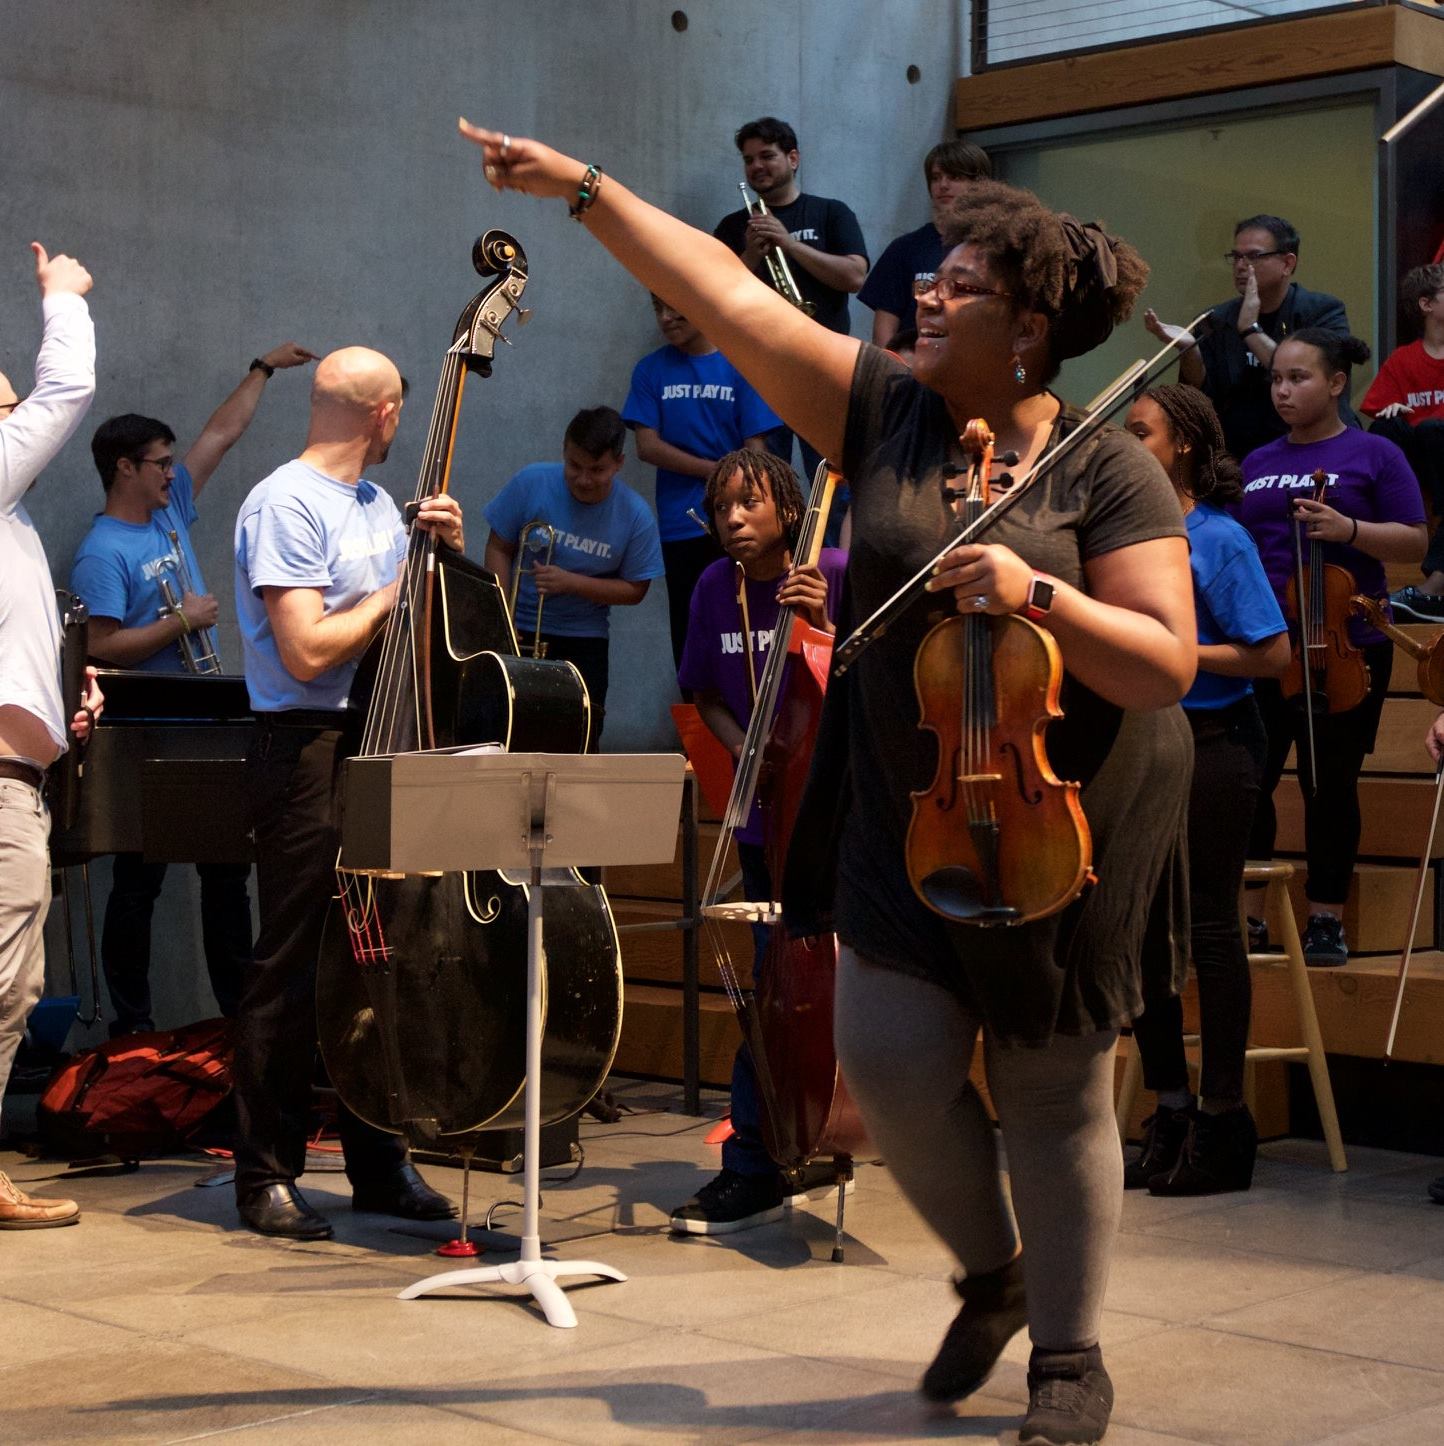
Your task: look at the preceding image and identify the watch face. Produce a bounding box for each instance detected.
[1032,578,1055,611]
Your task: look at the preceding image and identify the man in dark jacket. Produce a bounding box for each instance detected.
[1146,214,1358,461]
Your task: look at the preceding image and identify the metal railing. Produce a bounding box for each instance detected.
[971,0,1383,72]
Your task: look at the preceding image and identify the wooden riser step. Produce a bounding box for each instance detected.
[615,983,739,1089]
[1274,776,1444,860]
[1258,863,1436,955]
[612,898,754,989]
[1285,694,1439,773]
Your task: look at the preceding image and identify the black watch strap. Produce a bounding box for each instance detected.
[249,357,275,378]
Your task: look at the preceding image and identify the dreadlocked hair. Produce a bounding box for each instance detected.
[939,179,1149,379]
[1140,384,1243,506]
[702,449,806,548]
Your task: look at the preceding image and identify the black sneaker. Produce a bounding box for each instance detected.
[1389,586,1444,623]
[1301,912,1348,966]
[1123,1103,1192,1190]
[1246,915,1269,954]
[669,1167,785,1235]
[920,1254,1028,1403]
[1021,1345,1114,1446]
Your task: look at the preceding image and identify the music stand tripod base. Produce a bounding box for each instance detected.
[353,751,684,1327]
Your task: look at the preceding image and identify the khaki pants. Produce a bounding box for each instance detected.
[0,778,50,1128]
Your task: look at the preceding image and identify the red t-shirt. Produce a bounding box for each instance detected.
[1361,339,1444,421]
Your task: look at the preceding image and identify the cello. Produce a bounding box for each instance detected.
[699,460,868,1245]
[315,232,622,1149]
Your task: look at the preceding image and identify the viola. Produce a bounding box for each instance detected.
[315,233,622,1147]
[907,419,1091,925]
[700,461,867,1175]
[1282,468,1370,715]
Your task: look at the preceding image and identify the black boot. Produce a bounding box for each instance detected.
[1149,1105,1257,1196]
[920,1253,1028,1403]
[1122,1103,1192,1190]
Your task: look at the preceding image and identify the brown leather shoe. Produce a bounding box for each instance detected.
[0,1171,80,1229]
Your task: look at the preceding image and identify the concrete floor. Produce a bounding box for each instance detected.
[3,1080,1444,1445]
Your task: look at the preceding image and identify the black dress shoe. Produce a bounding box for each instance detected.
[350,1161,457,1220]
[237,1182,334,1240]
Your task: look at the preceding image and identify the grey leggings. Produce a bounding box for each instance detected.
[836,948,1122,1350]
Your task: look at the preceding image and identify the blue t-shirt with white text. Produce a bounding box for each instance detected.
[1183,503,1286,711]
[483,463,664,639]
[233,459,406,712]
[621,345,781,542]
[70,463,218,674]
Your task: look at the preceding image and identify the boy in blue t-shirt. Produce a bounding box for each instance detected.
[483,406,663,747]
[68,347,313,1039]
[621,296,780,670]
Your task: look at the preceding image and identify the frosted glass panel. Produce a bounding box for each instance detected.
[1000,98,1376,410]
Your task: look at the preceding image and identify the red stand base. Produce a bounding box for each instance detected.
[437,1237,482,1258]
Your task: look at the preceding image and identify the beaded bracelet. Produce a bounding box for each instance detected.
[570,164,603,222]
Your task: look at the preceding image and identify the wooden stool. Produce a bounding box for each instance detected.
[1116,860,1347,1172]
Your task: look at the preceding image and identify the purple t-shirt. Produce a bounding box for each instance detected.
[678,548,848,844]
[1236,428,1425,645]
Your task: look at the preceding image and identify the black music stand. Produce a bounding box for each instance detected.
[344,748,684,1329]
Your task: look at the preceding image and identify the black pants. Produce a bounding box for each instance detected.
[1369,415,1444,575]
[1249,641,1393,904]
[537,633,609,751]
[231,718,406,1201]
[1133,698,1267,1105]
[661,534,723,675]
[101,855,252,1035]
[724,840,774,1177]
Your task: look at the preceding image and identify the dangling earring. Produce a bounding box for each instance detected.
[1012,354,1027,386]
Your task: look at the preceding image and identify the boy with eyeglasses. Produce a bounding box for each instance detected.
[69,343,313,1040]
[1145,214,1358,460]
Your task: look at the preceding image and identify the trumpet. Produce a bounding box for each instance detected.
[738,182,815,317]
[507,519,557,658]
[155,530,220,674]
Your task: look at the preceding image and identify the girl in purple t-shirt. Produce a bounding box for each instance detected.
[671,448,847,1237]
[1237,330,1428,963]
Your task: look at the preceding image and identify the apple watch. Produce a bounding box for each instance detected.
[1021,573,1055,623]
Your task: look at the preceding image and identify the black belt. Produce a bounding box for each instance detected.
[254,709,352,729]
[0,759,45,789]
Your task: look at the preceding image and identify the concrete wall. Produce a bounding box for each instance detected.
[0,0,962,1034]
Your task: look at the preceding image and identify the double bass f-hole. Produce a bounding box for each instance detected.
[906,418,1091,926]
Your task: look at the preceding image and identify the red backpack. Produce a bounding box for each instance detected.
[38,1019,234,1159]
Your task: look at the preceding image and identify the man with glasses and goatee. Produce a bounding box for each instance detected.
[69,341,314,1041]
[1145,214,1359,460]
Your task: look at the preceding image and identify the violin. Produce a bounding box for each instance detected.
[315,233,622,1147]
[700,461,868,1179]
[1350,594,1444,706]
[907,419,1091,925]
[1282,468,1370,716]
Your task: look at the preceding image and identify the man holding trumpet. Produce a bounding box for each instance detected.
[483,406,663,749]
[69,341,314,1039]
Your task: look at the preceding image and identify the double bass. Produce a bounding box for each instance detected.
[316,233,622,1149]
[700,461,868,1233]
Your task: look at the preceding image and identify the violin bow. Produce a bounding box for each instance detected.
[1387,759,1444,1060]
[833,312,1214,674]
[1292,481,1319,798]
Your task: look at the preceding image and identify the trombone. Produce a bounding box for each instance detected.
[155,530,220,674]
[738,182,815,317]
[507,519,557,658]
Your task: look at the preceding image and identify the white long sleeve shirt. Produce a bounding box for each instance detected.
[0,292,97,756]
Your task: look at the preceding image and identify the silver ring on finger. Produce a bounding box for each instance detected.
[501,133,512,156]
[975,594,989,610]
[485,164,498,182]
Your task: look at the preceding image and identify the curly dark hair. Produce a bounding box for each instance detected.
[939,180,1149,379]
[1139,384,1243,506]
[701,449,806,548]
